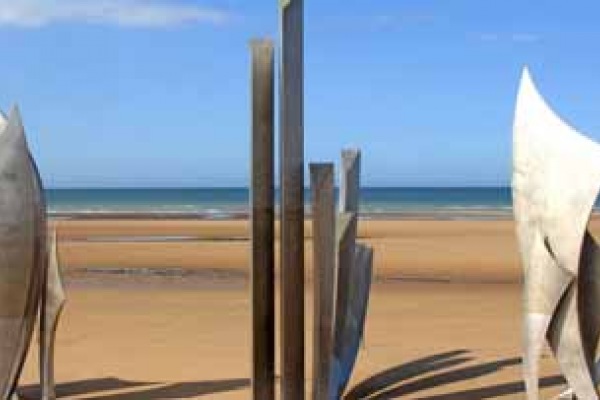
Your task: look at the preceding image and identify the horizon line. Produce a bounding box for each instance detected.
[44,185,512,190]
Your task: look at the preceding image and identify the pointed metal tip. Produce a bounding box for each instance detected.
[7,105,24,133]
[514,66,547,131]
[8,104,21,121]
[518,66,538,99]
[521,65,531,80]
[0,104,26,142]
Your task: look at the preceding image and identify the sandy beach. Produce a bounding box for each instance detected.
[16,217,594,399]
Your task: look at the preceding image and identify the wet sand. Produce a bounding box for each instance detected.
[51,218,527,282]
[17,218,591,399]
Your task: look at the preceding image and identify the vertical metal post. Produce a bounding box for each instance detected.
[339,149,361,214]
[331,150,361,398]
[250,39,275,400]
[310,164,335,400]
[279,0,305,398]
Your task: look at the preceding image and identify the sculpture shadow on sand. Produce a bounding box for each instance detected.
[18,377,249,399]
[345,350,565,399]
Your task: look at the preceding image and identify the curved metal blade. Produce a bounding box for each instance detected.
[0,107,45,398]
[513,68,600,399]
[40,230,65,400]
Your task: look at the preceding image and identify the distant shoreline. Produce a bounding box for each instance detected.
[45,187,515,220]
[48,209,516,221]
[42,187,600,221]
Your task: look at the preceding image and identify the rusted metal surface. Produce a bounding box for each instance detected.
[0,108,46,398]
[250,38,276,400]
[279,0,305,398]
[329,150,373,399]
[310,163,335,400]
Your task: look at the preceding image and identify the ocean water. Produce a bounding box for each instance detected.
[46,187,514,219]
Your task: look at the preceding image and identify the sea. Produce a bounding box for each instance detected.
[46,187,516,220]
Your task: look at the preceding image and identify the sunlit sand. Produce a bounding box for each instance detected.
[14,217,591,398]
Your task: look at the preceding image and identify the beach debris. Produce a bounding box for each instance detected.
[512,67,600,399]
[0,107,65,399]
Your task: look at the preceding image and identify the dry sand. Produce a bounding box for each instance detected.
[17,218,597,399]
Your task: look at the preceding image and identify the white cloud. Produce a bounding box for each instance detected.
[313,13,438,33]
[0,0,232,28]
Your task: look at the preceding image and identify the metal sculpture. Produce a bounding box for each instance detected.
[311,162,336,400]
[331,150,373,400]
[0,107,65,399]
[249,2,373,399]
[279,0,306,398]
[311,150,374,400]
[250,38,276,400]
[41,230,66,400]
[513,68,600,399]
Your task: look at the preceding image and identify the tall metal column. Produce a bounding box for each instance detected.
[250,39,275,400]
[279,0,305,398]
[310,164,335,400]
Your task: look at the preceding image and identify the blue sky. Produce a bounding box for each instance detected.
[0,1,599,187]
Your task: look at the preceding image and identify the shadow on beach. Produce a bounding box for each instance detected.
[17,351,566,399]
[345,350,566,399]
[19,377,249,399]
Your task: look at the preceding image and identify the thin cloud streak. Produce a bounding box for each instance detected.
[511,33,540,43]
[312,13,438,33]
[477,32,541,43]
[0,0,232,28]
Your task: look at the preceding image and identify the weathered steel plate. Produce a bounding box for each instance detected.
[0,108,45,398]
[330,213,373,399]
[513,68,600,399]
